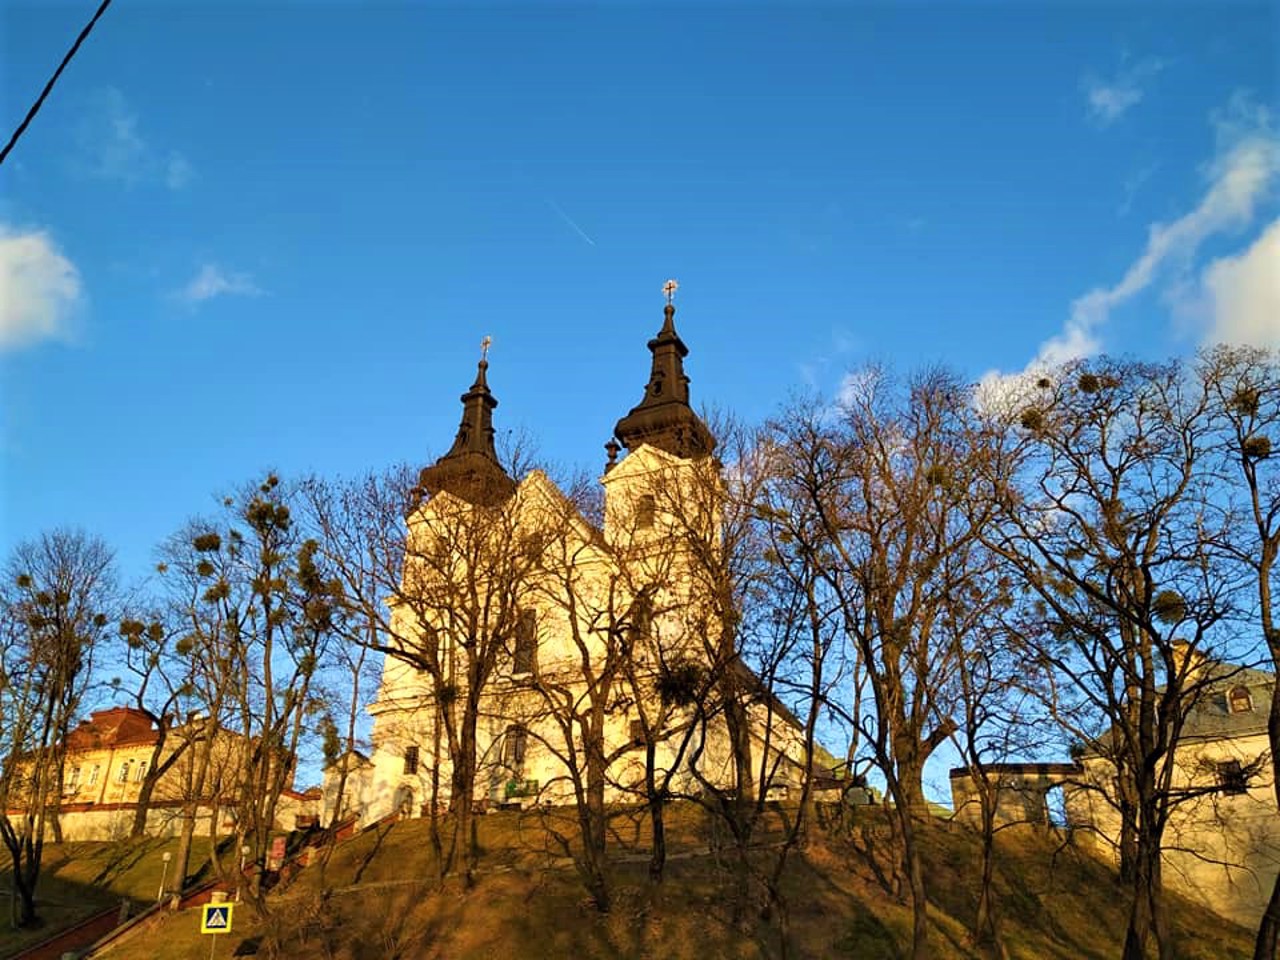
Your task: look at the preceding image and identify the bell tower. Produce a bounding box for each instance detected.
[603,282,720,550]
[418,337,516,507]
[611,280,715,461]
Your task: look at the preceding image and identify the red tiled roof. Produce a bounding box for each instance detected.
[65,707,157,751]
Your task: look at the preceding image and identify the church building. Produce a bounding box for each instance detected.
[323,285,809,826]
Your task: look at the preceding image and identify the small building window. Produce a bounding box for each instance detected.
[1228,686,1253,714]
[87,765,99,786]
[636,495,656,530]
[135,761,147,783]
[403,744,419,776]
[116,761,131,784]
[513,610,537,675]
[68,766,80,789]
[1217,759,1249,796]
[502,724,527,772]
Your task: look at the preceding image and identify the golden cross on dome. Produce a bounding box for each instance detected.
[480,335,492,361]
[663,279,679,304]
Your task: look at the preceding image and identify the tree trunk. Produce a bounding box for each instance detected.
[1123,835,1157,960]
[900,810,930,960]
[974,794,1002,957]
[892,733,929,815]
[171,729,214,897]
[428,717,445,883]
[3,819,41,929]
[130,774,160,839]
[1151,857,1173,960]
[328,762,350,831]
[13,873,36,928]
[451,721,478,885]
[1255,653,1280,960]
[578,731,611,911]
[648,797,667,883]
[170,810,197,896]
[1254,876,1280,960]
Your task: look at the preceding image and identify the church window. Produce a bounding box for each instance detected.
[513,610,537,675]
[68,766,80,789]
[1228,685,1253,714]
[502,724,527,771]
[1216,759,1248,795]
[135,761,148,783]
[117,761,131,783]
[403,744,419,775]
[637,495,656,530]
[88,765,99,786]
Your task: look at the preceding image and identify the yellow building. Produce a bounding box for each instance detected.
[1063,662,1279,928]
[8,706,315,840]
[333,292,813,824]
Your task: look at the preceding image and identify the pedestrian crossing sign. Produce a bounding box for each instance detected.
[200,903,233,934]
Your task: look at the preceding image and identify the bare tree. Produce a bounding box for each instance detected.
[983,357,1243,960]
[763,368,994,960]
[1200,344,1280,960]
[945,584,1045,959]
[162,475,338,912]
[0,530,115,928]
[153,520,243,897]
[619,413,819,940]
[500,470,645,912]
[116,612,200,839]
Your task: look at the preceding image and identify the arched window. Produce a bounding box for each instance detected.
[393,785,414,817]
[1228,685,1254,714]
[502,724,528,775]
[116,761,131,783]
[135,760,148,783]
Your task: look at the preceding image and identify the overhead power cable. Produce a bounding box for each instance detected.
[0,0,115,168]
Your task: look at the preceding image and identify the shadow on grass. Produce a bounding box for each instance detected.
[351,821,396,887]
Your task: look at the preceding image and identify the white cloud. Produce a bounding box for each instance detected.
[176,264,262,305]
[1045,103,1276,363]
[1083,57,1165,126]
[1192,218,1280,348]
[980,93,1278,396]
[1086,83,1143,125]
[75,87,193,190]
[0,226,83,352]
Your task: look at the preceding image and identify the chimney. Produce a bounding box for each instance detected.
[1170,640,1206,684]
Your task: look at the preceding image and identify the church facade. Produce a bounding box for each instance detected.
[323,289,810,826]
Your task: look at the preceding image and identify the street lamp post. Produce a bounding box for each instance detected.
[238,844,251,902]
[157,851,171,902]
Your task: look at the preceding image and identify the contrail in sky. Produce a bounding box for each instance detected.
[546,198,597,247]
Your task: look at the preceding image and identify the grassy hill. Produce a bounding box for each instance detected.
[75,805,1254,960]
[0,837,212,959]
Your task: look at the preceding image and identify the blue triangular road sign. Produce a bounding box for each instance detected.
[205,907,228,928]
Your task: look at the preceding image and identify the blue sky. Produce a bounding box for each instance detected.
[2,0,1278,591]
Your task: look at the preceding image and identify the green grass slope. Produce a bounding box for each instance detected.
[1,837,212,959]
